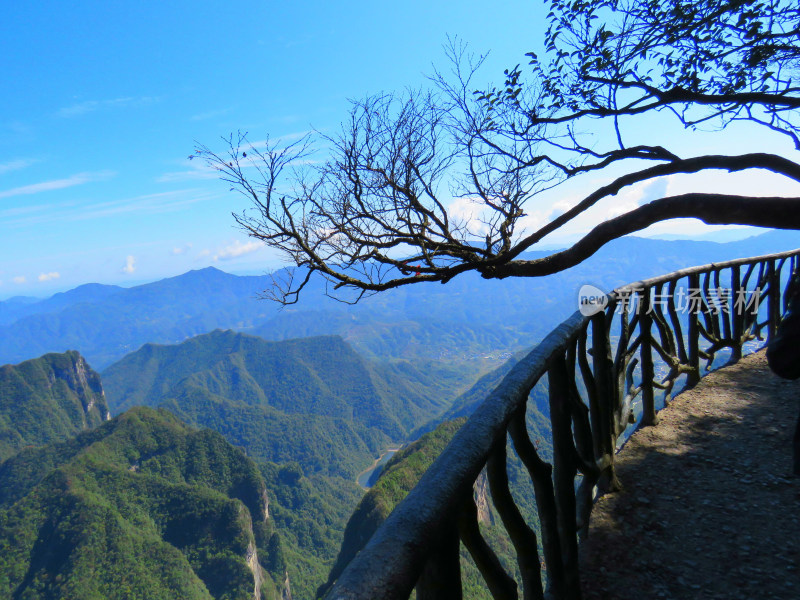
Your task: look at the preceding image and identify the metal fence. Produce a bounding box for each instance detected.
[325,248,800,600]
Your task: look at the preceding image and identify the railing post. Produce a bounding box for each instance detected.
[768,260,781,342]
[687,273,701,387]
[549,354,582,600]
[507,408,563,599]
[730,264,743,362]
[415,515,462,600]
[591,311,621,492]
[639,287,657,426]
[486,437,545,600]
[458,495,518,600]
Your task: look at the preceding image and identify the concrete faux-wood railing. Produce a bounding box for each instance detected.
[324,248,800,600]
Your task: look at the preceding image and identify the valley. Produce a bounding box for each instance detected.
[1,231,799,599]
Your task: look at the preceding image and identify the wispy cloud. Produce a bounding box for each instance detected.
[157,161,218,183]
[240,131,311,151]
[122,256,136,274]
[0,171,114,200]
[12,276,26,284]
[38,272,60,282]
[2,189,215,228]
[73,190,213,222]
[0,158,38,175]
[190,107,234,121]
[171,243,193,255]
[636,178,670,206]
[214,240,264,261]
[57,96,159,118]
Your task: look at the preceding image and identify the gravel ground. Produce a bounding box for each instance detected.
[580,350,800,600]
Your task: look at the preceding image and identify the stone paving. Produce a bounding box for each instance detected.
[580,350,800,600]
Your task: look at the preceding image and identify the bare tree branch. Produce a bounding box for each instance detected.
[493,194,800,279]
[200,1,800,304]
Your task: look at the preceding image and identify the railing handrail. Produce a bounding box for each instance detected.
[326,247,800,600]
[328,312,585,598]
[613,248,800,292]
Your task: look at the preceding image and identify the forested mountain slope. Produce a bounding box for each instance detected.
[0,351,109,461]
[101,330,450,476]
[318,419,467,597]
[0,407,287,600]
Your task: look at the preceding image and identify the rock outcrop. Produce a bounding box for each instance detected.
[0,350,110,461]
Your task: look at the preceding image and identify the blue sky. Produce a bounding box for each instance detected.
[2,1,799,299]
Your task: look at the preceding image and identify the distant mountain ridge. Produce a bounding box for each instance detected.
[0,351,110,461]
[0,267,275,369]
[2,231,798,371]
[0,283,123,326]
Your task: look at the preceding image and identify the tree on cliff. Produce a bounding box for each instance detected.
[199,0,800,304]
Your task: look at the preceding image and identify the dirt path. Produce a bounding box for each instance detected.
[580,350,800,600]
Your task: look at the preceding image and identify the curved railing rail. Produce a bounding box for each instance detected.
[326,248,800,600]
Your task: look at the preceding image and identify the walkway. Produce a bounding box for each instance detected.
[580,350,800,600]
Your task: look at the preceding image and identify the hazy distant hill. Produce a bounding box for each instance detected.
[0,283,123,326]
[0,268,276,369]
[0,407,286,600]
[102,330,450,476]
[0,351,110,461]
[0,231,797,372]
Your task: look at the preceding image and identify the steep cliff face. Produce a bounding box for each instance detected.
[0,350,110,461]
[281,570,292,600]
[49,350,109,424]
[246,536,263,599]
[473,469,494,526]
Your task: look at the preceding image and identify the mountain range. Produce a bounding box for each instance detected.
[2,230,800,599]
[101,330,451,477]
[3,231,799,373]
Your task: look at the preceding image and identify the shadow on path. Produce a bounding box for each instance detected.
[580,350,799,600]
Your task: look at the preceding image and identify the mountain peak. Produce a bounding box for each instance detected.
[0,351,110,461]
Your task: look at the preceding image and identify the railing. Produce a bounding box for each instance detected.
[325,248,800,600]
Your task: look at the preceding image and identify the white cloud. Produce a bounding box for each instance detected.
[602,177,674,220]
[197,248,212,258]
[57,96,159,118]
[636,178,670,206]
[122,256,136,274]
[214,240,264,261]
[37,272,60,282]
[0,171,114,200]
[515,211,545,234]
[547,198,580,220]
[448,197,491,236]
[171,243,193,255]
[12,276,26,284]
[0,158,37,175]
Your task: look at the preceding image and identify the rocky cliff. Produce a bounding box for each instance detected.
[0,350,110,461]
